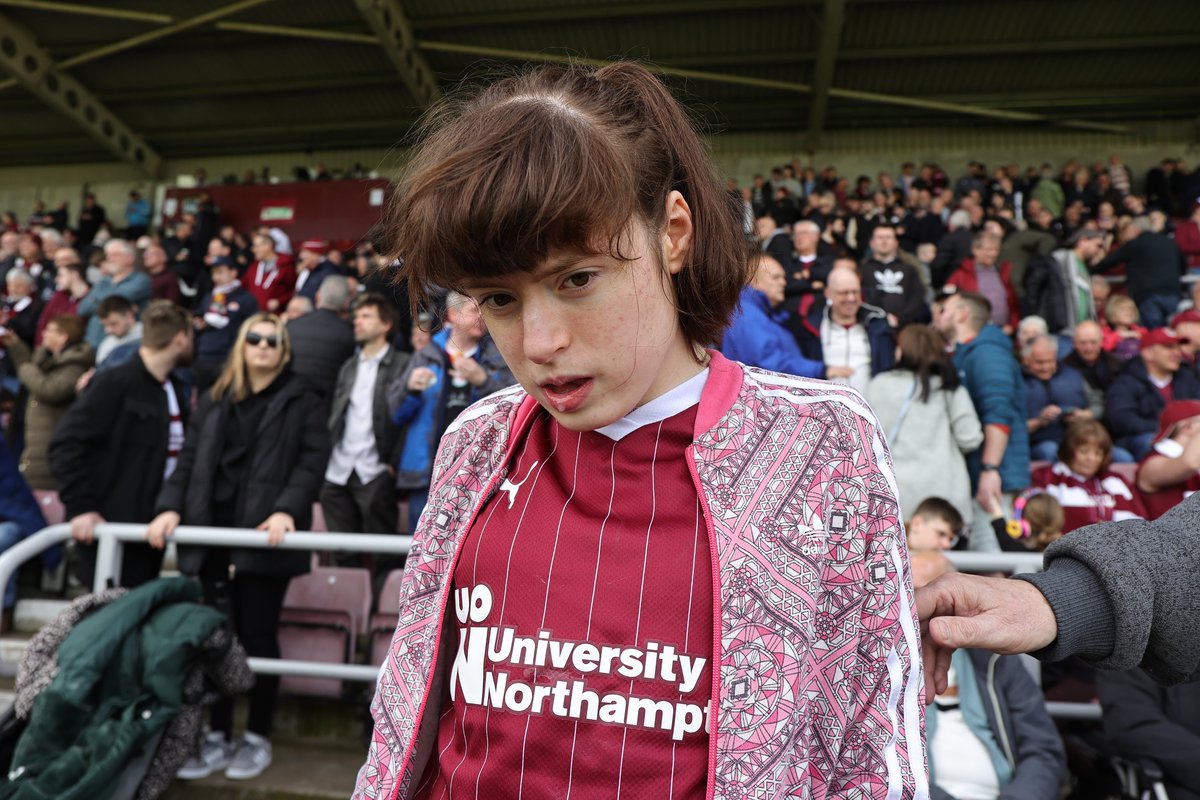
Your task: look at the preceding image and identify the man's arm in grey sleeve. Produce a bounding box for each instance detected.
[1014,493,1200,685]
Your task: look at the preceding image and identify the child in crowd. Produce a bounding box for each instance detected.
[1101,294,1145,359]
[358,62,925,799]
[989,490,1065,552]
[907,496,966,551]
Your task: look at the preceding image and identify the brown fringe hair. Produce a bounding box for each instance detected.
[383,61,753,347]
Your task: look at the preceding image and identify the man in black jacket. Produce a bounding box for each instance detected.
[286,274,354,402]
[48,300,194,588]
[1091,217,1187,329]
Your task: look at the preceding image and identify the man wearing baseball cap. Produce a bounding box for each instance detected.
[294,239,338,305]
[1171,309,1200,375]
[1135,399,1200,519]
[1106,328,1200,461]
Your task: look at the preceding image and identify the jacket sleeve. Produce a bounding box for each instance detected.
[47,373,125,519]
[996,657,1066,800]
[271,395,331,521]
[1102,376,1147,438]
[826,405,928,798]
[1090,241,1131,275]
[965,348,1022,429]
[17,352,92,405]
[1017,489,1200,683]
[1096,668,1200,789]
[949,386,984,452]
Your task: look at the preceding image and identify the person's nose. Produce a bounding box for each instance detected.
[521,297,569,366]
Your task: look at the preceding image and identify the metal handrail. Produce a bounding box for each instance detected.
[0,522,411,684]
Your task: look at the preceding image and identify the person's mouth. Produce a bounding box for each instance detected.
[539,376,593,413]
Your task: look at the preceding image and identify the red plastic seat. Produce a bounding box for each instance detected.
[278,566,371,697]
[369,569,406,666]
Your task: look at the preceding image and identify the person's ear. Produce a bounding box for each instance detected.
[662,191,693,276]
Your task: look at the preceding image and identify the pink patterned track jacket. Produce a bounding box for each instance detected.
[355,351,929,800]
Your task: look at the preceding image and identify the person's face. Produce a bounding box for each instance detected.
[142,245,166,270]
[211,265,237,287]
[825,272,861,320]
[101,311,136,339]
[206,238,229,260]
[908,514,956,551]
[1069,443,1105,479]
[447,296,486,341]
[410,324,432,352]
[251,236,274,261]
[243,321,283,371]
[870,227,898,259]
[1073,324,1103,363]
[934,297,961,335]
[461,217,696,432]
[0,233,16,253]
[754,217,774,241]
[1025,342,1058,382]
[42,323,69,354]
[971,239,999,267]
[298,250,319,270]
[1143,342,1182,374]
[6,278,32,299]
[751,259,786,306]
[54,266,77,291]
[103,245,133,275]
[792,226,819,254]
[1173,417,1200,446]
[352,304,391,344]
[1177,323,1200,358]
[17,237,39,260]
[1111,301,1136,327]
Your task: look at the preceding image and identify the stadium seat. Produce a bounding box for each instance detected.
[369,568,406,666]
[309,502,328,533]
[278,566,371,697]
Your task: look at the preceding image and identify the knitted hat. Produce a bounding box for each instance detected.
[1155,399,1200,442]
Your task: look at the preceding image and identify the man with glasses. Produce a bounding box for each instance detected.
[793,264,894,395]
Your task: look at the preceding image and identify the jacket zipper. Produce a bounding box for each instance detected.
[685,443,724,800]
[986,654,1016,770]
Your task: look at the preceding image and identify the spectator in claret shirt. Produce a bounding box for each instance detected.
[1135,400,1200,521]
[1031,419,1145,534]
[1107,328,1200,462]
[245,233,296,314]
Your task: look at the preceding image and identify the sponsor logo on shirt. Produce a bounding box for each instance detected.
[450,584,710,741]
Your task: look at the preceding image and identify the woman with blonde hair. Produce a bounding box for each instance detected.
[145,312,328,782]
[867,324,983,529]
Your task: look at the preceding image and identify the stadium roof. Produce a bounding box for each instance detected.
[0,0,1197,174]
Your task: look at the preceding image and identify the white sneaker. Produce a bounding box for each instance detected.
[224,731,272,780]
[176,731,235,780]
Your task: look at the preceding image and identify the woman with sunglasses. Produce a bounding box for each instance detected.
[145,312,329,781]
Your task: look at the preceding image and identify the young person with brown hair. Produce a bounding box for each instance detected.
[358,62,926,800]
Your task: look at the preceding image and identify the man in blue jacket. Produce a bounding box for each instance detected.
[1021,334,1095,462]
[722,255,823,378]
[935,290,1030,552]
[1106,327,1200,461]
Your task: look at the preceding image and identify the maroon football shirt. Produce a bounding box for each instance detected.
[413,372,713,799]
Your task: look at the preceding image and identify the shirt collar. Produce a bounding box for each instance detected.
[595,368,709,442]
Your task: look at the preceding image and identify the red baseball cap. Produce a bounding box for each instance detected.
[1156,399,1200,441]
[1171,309,1200,328]
[1141,327,1181,349]
[299,239,329,254]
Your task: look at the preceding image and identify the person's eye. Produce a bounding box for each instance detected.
[478,293,515,313]
[562,271,597,292]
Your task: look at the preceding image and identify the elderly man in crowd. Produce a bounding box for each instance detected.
[77,239,150,348]
[288,275,355,401]
[793,265,893,395]
[1107,328,1200,461]
[1022,334,1098,463]
[722,254,823,378]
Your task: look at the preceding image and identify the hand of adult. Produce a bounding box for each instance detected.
[1039,404,1062,424]
[76,368,95,394]
[145,510,181,549]
[974,468,1002,508]
[407,366,436,392]
[453,356,487,387]
[916,572,1058,698]
[70,511,106,544]
[257,512,295,546]
[825,365,855,379]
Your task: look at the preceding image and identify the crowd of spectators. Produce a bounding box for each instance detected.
[1,151,1199,793]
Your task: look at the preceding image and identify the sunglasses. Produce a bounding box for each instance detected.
[245,332,280,348]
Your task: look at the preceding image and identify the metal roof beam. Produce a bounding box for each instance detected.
[353,0,441,109]
[0,11,161,175]
[0,0,171,23]
[415,42,1132,135]
[412,0,815,30]
[804,0,846,151]
[0,0,276,93]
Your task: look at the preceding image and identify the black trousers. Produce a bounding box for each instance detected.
[320,472,401,574]
[198,549,290,738]
[73,540,164,590]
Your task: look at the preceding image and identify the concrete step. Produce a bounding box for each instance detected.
[163,738,362,800]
